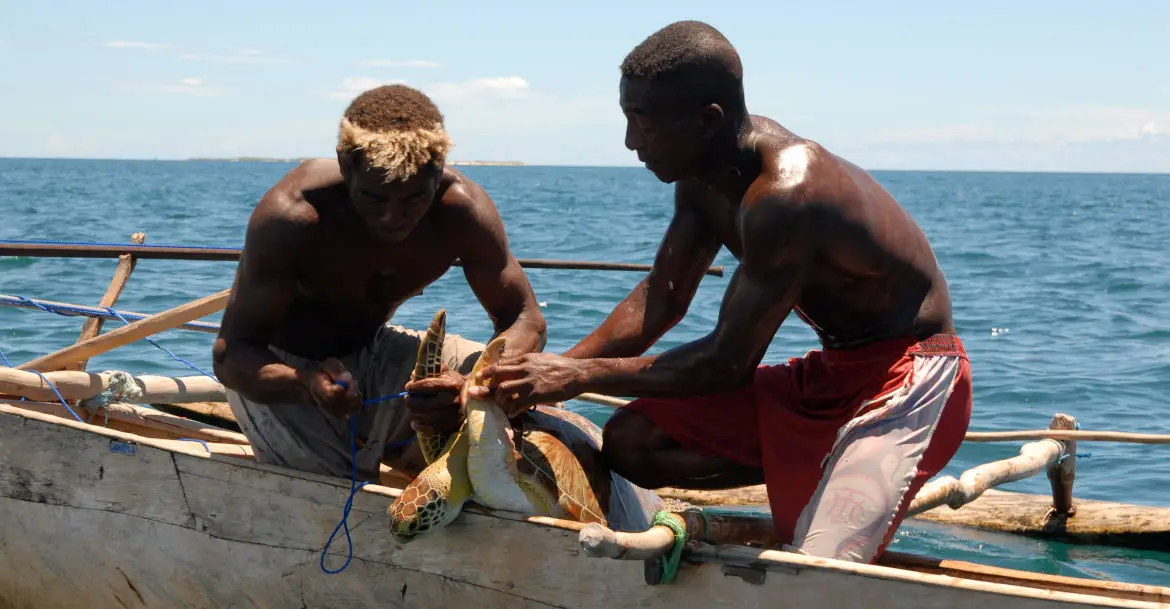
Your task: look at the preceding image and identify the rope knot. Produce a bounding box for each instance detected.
[652,510,688,584]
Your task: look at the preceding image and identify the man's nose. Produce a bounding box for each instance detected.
[624,123,642,152]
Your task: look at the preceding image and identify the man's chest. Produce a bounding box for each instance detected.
[297,233,456,305]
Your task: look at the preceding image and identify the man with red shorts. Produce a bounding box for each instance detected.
[474,20,972,564]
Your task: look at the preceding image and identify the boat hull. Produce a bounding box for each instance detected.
[2,402,1167,609]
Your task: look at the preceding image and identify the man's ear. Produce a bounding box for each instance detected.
[698,103,726,139]
[336,147,352,170]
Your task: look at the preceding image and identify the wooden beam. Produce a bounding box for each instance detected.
[0,241,725,277]
[16,288,230,373]
[65,232,147,372]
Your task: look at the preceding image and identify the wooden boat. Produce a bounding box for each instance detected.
[2,237,1170,607]
[3,396,1170,609]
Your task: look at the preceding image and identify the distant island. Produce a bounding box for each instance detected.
[450,160,525,166]
[186,157,524,166]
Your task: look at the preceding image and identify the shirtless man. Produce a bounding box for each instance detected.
[212,84,546,482]
[475,21,973,563]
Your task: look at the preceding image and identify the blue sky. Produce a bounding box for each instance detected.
[1,0,1166,172]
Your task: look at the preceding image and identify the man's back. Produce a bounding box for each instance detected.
[726,116,955,349]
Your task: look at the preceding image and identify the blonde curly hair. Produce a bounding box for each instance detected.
[337,84,453,182]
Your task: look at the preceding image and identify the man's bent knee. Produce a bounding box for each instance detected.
[601,408,662,487]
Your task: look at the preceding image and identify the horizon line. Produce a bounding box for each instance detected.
[0,155,1168,176]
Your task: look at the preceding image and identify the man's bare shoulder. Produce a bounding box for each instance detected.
[433,166,502,230]
[254,159,343,225]
[246,159,340,253]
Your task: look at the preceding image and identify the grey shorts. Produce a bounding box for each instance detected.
[226,323,484,482]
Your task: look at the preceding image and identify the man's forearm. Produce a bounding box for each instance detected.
[212,339,314,405]
[495,310,547,359]
[563,279,679,359]
[575,336,740,399]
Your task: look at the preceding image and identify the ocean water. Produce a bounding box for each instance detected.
[1,158,1168,587]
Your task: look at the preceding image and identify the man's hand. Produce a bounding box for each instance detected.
[307,357,363,419]
[404,367,466,435]
[474,352,586,417]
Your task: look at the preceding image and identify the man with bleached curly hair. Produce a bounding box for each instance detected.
[212,84,548,481]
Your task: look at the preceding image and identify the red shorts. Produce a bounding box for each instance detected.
[626,333,972,563]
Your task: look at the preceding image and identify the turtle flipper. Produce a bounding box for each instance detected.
[387,420,472,543]
[410,309,450,466]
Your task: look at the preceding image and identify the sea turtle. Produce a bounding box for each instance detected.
[387,310,663,542]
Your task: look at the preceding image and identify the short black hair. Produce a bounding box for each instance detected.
[620,21,744,109]
[342,84,445,133]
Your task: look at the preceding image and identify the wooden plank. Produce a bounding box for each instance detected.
[16,288,231,373]
[65,231,146,372]
[912,489,1170,550]
[151,401,240,431]
[0,409,190,527]
[1,398,247,445]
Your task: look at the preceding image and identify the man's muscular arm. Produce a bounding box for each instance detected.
[572,191,810,398]
[450,182,547,358]
[212,196,341,406]
[563,179,722,359]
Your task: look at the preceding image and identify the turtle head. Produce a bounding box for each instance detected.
[463,336,507,402]
[387,479,455,544]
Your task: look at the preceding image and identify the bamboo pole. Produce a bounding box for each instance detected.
[16,288,230,373]
[0,367,225,404]
[906,414,1074,516]
[65,232,147,372]
[0,240,726,277]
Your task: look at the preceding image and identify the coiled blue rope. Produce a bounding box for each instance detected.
[319,386,419,574]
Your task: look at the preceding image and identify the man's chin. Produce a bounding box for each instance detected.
[370,226,414,243]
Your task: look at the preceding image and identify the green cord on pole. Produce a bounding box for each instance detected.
[652,510,688,584]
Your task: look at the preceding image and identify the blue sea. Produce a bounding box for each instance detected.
[1,158,1168,587]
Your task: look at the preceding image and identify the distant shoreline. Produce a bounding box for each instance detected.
[183,157,525,166]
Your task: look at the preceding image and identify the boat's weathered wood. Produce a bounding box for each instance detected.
[4,401,1169,609]
[656,485,1170,551]
[16,288,231,373]
[64,232,146,373]
[1,397,247,445]
[151,400,240,431]
[0,366,225,404]
[879,552,1170,606]
[914,489,1170,550]
[80,397,1170,552]
[0,240,726,277]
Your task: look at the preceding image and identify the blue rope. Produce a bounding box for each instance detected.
[319,388,417,575]
[176,438,212,453]
[0,294,221,332]
[106,308,219,381]
[0,347,84,422]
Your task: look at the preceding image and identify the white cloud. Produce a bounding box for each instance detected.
[867,106,1170,147]
[180,49,289,64]
[325,75,531,105]
[148,77,225,97]
[359,59,444,68]
[426,76,531,104]
[101,40,168,50]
